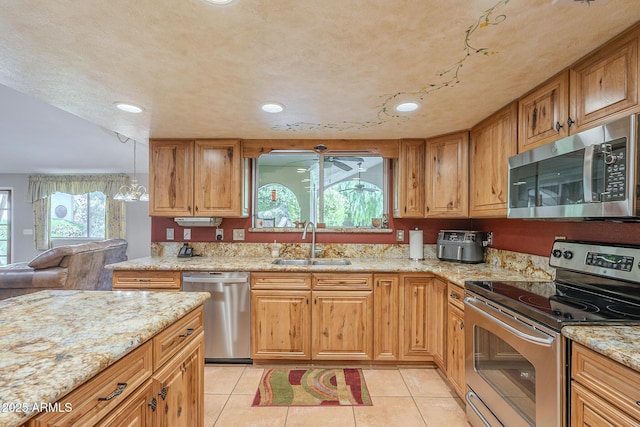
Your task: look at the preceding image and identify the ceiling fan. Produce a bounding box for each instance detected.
[340,162,379,194]
[325,156,364,171]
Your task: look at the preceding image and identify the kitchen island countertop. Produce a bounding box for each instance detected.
[0,290,209,427]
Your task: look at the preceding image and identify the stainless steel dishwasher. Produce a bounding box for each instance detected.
[182,271,251,363]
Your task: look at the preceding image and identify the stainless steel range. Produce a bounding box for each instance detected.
[464,240,640,427]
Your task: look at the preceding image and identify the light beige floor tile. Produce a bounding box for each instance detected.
[414,397,470,427]
[233,366,265,395]
[361,369,410,397]
[285,406,355,427]
[205,365,246,394]
[353,396,426,427]
[214,394,288,427]
[204,394,229,427]
[400,368,455,398]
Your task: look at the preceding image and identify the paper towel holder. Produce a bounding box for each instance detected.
[409,228,424,261]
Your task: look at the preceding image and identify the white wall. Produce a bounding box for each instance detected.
[0,174,151,263]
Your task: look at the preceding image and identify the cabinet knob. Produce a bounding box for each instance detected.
[158,386,168,401]
[554,121,563,132]
[148,397,157,412]
[460,322,464,330]
[567,117,575,128]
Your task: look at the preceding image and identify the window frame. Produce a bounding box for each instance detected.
[0,189,11,265]
[49,191,107,243]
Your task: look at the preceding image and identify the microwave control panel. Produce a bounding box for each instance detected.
[602,144,626,201]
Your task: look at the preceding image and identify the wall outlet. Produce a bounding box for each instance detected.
[166,228,174,240]
[183,228,191,240]
[396,229,405,242]
[216,229,224,241]
[233,229,245,241]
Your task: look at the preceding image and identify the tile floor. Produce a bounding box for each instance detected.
[204,364,470,427]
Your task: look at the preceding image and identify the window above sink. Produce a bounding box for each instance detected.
[252,153,389,231]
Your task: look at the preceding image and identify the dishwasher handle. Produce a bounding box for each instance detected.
[182,272,249,284]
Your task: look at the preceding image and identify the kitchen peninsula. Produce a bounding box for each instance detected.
[0,290,209,427]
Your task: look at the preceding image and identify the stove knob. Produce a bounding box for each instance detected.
[552,249,562,258]
[563,250,573,260]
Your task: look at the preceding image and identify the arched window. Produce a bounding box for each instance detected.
[257,184,301,227]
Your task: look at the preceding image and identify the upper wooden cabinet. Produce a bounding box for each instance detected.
[518,71,570,152]
[393,139,426,218]
[469,102,518,217]
[149,139,248,217]
[425,131,469,218]
[570,25,639,132]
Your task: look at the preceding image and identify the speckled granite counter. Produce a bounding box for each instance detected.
[0,290,209,427]
[107,256,553,286]
[563,325,640,372]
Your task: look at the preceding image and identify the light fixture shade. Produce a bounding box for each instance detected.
[115,138,149,202]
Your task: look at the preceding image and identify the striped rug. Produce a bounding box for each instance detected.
[252,368,372,406]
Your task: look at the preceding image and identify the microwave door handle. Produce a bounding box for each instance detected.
[583,145,596,202]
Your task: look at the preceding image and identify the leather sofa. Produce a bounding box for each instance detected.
[0,239,128,300]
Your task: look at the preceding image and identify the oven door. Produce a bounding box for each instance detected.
[464,294,565,427]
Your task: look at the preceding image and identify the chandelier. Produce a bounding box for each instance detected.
[114,137,149,202]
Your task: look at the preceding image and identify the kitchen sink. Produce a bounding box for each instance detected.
[271,259,352,266]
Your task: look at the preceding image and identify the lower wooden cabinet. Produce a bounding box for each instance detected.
[373,274,399,361]
[112,270,181,291]
[446,282,465,399]
[29,307,205,427]
[571,342,640,426]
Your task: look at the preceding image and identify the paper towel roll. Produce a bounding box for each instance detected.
[409,229,424,260]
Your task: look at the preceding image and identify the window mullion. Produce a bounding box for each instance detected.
[318,155,324,224]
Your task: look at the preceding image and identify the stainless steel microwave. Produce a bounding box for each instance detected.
[508,114,639,220]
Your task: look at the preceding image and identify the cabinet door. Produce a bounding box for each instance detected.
[312,291,373,360]
[469,102,517,217]
[400,276,434,361]
[430,278,447,370]
[518,71,569,152]
[149,140,194,216]
[447,304,465,399]
[571,382,640,427]
[152,333,204,427]
[570,28,638,132]
[425,132,469,218]
[194,139,246,217]
[393,139,426,218]
[373,274,399,361]
[251,290,311,360]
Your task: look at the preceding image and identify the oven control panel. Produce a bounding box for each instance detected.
[550,240,640,283]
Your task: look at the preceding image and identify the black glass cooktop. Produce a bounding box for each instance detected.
[465,279,640,331]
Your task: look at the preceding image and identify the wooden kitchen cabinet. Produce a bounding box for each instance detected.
[570,25,639,132]
[149,139,248,217]
[250,273,312,360]
[373,274,399,361]
[469,102,518,217]
[399,275,445,363]
[112,270,182,291]
[425,131,469,218]
[518,71,570,152]
[571,342,640,426]
[446,282,465,399]
[29,307,205,427]
[393,139,426,218]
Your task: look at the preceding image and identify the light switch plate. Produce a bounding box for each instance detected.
[233,229,245,240]
[183,228,191,240]
[166,228,174,240]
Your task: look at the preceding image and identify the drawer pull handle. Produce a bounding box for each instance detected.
[179,328,194,338]
[450,293,459,299]
[98,382,128,401]
[148,397,157,412]
[137,279,151,282]
[159,386,168,401]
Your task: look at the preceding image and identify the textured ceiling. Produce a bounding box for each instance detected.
[1,0,640,151]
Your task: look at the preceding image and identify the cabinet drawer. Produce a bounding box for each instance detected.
[112,271,181,291]
[153,306,204,369]
[29,341,153,426]
[312,274,372,290]
[251,273,311,290]
[448,282,465,311]
[572,343,640,421]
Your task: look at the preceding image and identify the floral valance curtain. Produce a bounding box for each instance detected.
[28,174,128,250]
[26,174,129,203]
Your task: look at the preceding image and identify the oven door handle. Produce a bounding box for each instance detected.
[465,297,554,346]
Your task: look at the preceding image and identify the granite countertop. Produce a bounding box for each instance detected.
[107,256,549,287]
[562,325,640,372]
[0,290,210,427]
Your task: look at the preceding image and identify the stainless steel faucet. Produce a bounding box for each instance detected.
[301,221,316,259]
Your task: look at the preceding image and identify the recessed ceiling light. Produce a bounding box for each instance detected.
[395,102,420,112]
[261,102,285,113]
[115,102,144,113]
